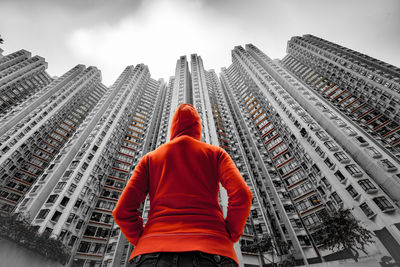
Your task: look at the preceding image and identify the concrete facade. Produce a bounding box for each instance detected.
[1,36,399,266]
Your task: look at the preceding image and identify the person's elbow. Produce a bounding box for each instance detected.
[244,187,253,207]
[235,186,252,207]
[112,206,123,224]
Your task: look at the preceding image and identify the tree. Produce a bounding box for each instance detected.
[319,208,374,262]
[256,234,274,253]
[0,212,70,264]
[241,233,296,266]
[0,34,3,44]
[240,234,273,254]
[241,233,273,266]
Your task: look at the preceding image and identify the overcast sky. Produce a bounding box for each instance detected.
[0,0,399,86]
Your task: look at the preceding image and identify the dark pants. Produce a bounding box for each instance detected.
[129,251,238,267]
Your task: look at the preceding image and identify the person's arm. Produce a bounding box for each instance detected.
[112,155,149,246]
[217,149,252,243]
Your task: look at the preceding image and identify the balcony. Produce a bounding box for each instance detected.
[355,136,369,147]
[300,203,324,216]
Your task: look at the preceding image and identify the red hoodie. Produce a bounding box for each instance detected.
[112,103,252,265]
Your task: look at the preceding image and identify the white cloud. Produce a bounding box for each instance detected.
[67,0,241,85]
[61,0,400,86]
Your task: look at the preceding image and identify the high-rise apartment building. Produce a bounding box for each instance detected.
[72,67,163,267]
[279,35,400,263]
[0,50,52,116]
[221,46,329,265]
[11,63,165,267]
[0,64,107,213]
[165,55,192,141]
[1,35,400,267]
[219,42,400,265]
[280,35,400,205]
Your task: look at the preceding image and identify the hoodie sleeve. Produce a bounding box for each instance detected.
[112,155,149,246]
[217,149,252,243]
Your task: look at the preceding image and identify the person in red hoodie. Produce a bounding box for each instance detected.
[113,103,252,267]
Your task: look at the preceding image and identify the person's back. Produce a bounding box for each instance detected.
[113,104,252,266]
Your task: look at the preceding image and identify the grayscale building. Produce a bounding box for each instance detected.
[1,35,400,267]
[0,49,52,116]
[0,63,107,213]
[13,63,165,267]
[219,42,400,266]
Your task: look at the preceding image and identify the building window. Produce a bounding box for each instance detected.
[365,147,381,158]
[82,205,90,216]
[315,131,328,140]
[304,153,312,163]
[58,230,68,242]
[373,196,394,212]
[77,241,91,253]
[303,213,320,227]
[46,194,58,204]
[346,185,359,198]
[87,175,94,185]
[75,219,84,230]
[102,214,112,224]
[309,195,321,206]
[326,200,335,211]
[380,159,397,171]
[40,173,48,182]
[355,136,368,146]
[334,170,347,182]
[324,141,338,151]
[289,181,313,198]
[335,120,346,127]
[68,236,77,247]
[295,199,311,213]
[90,212,102,222]
[311,164,321,174]
[358,179,377,192]
[66,213,75,223]
[81,186,89,196]
[345,164,362,176]
[285,172,304,186]
[321,177,331,188]
[55,182,66,190]
[324,157,335,169]
[315,146,325,158]
[74,198,83,209]
[88,193,95,202]
[74,172,83,183]
[60,196,70,207]
[84,225,97,237]
[81,162,89,171]
[37,209,50,219]
[30,185,40,194]
[360,202,375,217]
[43,227,52,237]
[298,236,311,246]
[68,184,77,193]
[19,198,30,208]
[343,127,357,136]
[70,161,79,169]
[334,152,349,162]
[331,192,342,204]
[50,210,62,222]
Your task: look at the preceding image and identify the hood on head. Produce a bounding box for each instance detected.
[170,104,201,141]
